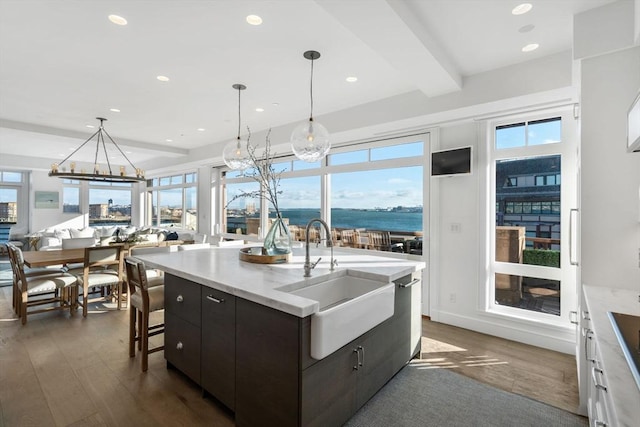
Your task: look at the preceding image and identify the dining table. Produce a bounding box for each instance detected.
[22,248,86,268]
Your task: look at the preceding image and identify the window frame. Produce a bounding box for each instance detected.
[486,108,578,327]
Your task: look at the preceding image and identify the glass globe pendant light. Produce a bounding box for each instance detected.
[223,83,252,170]
[290,50,330,162]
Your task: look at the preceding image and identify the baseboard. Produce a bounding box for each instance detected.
[430,309,576,354]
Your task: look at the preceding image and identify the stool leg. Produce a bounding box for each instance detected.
[137,310,143,351]
[141,310,149,372]
[129,305,136,358]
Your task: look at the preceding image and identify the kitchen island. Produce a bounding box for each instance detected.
[136,246,425,427]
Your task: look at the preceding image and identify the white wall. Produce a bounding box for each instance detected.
[580,45,640,290]
[29,170,87,232]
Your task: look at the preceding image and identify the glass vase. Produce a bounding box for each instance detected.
[263,216,292,256]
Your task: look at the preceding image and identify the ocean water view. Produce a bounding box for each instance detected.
[228,208,423,234]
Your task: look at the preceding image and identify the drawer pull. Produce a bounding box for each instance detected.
[176,295,184,303]
[206,295,225,304]
[176,341,183,351]
[399,279,420,288]
[353,348,360,371]
[591,367,607,392]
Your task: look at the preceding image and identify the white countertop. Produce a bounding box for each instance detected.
[582,285,640,427]
[135,246,425,318]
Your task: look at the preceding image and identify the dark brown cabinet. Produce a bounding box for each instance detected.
[165,271,422,427]
[165,275,201,384]
[201,287,236,411]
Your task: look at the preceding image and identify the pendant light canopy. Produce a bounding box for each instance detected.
[48,117,145,183]
[290,50,331,163]
[223,83,252,170]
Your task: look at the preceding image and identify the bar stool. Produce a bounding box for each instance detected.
[124,256,165,372]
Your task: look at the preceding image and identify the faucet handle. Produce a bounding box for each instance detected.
[311,257,322,269]
[331,258,338,270]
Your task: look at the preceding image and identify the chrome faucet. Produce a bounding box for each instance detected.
[304,218,337,277]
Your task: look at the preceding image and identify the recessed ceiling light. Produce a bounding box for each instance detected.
[518,24,535,33]
[272,102,279,107]
[157,75,170,82]
[125,151,133,154]
[110,108,120,113]
[256,107,264,112]
[86,124,95,128]
[108,14,128,25]
[246,15,263,25]
[197,128,205,132]
[346,76,358,83]
[522,43,539,52]
[512,3,532,15]
[165,139,173,142]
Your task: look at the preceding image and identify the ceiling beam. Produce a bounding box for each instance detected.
[315,0,462,98]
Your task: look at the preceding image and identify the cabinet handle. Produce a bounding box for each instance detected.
[569,310,578,325]
[206,295,225,304]
[353,348,360,371]
[582,310,590,320]
[399,279,420,288]
[594,421,607,427]
[584,329,596,364]
[176,341,183,351]
[358,346,365,367]
[176,295,184,303]
[591,367,607,392]
[569,208,579,266]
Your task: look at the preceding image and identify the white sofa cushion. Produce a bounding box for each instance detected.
[69,227,96,238]
[62,237,96,249]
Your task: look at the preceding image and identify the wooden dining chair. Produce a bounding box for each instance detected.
[72,245,125,317]
[8,243,78,324]
[124,256,164,372]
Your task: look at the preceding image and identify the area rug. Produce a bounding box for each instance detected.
[344,362,588,427]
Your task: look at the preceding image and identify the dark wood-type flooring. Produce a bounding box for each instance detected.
[0,270,580,426]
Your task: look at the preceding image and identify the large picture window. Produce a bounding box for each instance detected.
[219,135,426,254]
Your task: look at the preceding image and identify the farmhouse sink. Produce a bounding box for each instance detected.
[279,269,395,359]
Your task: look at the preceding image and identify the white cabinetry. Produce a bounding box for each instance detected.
[580,286,640,427]
[583,321,614,427]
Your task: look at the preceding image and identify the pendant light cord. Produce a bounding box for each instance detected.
[237,86,242,140]
[309,57,314,120]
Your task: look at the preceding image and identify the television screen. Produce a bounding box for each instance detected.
[431,146,472,176]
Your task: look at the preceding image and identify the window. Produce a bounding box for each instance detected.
[0,171,26,224]
[219,136,426,253]
[63,179,80,213]
[495,117,561,150]
[489,110,577,325]
[147,172,198,230]
[89,182,132,226]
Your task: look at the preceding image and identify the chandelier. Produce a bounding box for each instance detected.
[48,117,146,183]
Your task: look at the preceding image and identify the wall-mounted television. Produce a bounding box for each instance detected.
[431,146,472,177]
[628,90,640,153]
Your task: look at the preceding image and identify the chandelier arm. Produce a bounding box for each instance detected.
[57,128,101,166]
[98,130,114,175]
[102,128,140,173]
[93,130,102,172]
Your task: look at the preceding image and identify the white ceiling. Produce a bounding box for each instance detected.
[0,0,616,171]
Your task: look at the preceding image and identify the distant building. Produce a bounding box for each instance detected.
[0,201,17,222]
[496,155,561,250]
[89,203,108,219]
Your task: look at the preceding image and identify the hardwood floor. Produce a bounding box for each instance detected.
[0,278,580,426]
[420,317,580,415]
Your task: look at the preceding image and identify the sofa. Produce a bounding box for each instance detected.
[35,225,207,251]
